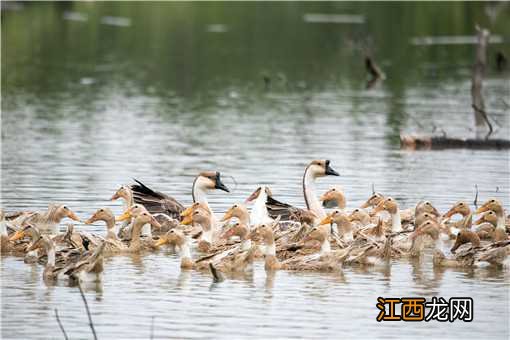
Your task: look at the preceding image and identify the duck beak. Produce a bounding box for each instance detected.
[9,230,26,242]
[245,188,260,203]
[149,216,162,229]
[67,210,81,222]
[116,210,132,222]
[180,206,193,217]
[181,214,193,225]
[474,216,484,225]
[319,215,333,226]
[360,201,370,209]
[84,214,97,225]
[154,237,168,247]
[214,173,230,193]
[319,192,329,202]
[373,201,385,213]
[110,193,120,201]
[324,161,340,176]
[221,208,233,222]
[443,208,456,219]
[475,205,489,214]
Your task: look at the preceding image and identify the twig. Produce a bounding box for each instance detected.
[473,184,479,208]
[371,183,375,195]
[472,104,493,140]
[54,309,69,340]
[78,284,98,340]
[150,316,155,340]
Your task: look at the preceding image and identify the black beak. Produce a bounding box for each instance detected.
[214,172,230,192]
[325,160,340,176]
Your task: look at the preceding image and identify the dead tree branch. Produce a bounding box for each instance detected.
[54,309,69,340]
[78,284,98,340]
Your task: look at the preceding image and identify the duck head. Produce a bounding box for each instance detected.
[154,228,186,247]
[411,220,440,241]
[181,203,210,225]
[55,205,81,222]
[110,185,132,201]
[475,198,503,215]
[116,204,148,222]
[221,222,249,240]
[374,197,399,215]
[245,186,272,203]
[320,186,346,209]
[9,224,40,242]
[221,203,249,222]
[451,230,481,253]
[360,193,385,209]
[443,201,470,219]
[85,208,115,226]
[474,210,497,226]
[416,201,440,217]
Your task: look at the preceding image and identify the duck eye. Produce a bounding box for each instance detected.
[99,209,104,212]
[331,188,336,191]
[490,199,495,203]
[233,205,238,208]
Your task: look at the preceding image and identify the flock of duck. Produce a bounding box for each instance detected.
[1,160,509,284]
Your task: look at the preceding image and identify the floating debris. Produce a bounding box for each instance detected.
[63,11,88,22]
[303,13,365,24]
[410,35,503,46]
[80,78,95,86]
[101,16,132,27]
[206,24,228,33]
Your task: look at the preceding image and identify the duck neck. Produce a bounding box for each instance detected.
[0,221,6,237]
[46,244,56,267]
[129,220,143,249]
[200,223,213,244]
[496,213,505,231]
[141,223,152,238]
[320,238,331,256]
[251,190,269,225]
[192,181,217,226]
[180,238,192,260]
[391,208,402,233]
[303,166,325,218]
[264,239,276,257]
[123,192,134,210]
[236,210,250,226]
[241,239,252,251]
[104,217,118,240]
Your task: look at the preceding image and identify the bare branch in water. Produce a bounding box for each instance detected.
[54,309,69,340]
[474,184,479,208]
[371,183,375,195]
[150,316,155,340]
[78,284,98,340]
[472,104,493,140]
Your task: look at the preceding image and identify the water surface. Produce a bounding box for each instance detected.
[1,2,510,339]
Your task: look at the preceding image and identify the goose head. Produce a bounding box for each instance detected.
[110,185,132,201]
[474,210,497,226]
[221,203,249,222]
[85,208,115,228]
[320,186,346,209]
[360,193,384,209]
[475,198,503,216]
[307,160,339,178]
[451,230,481,253]
[374,197,399,215]
[245,186,272,203]
[443,201,470,219]
[194,171,230,193]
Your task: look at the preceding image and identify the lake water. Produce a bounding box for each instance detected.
[1,2,509,339]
